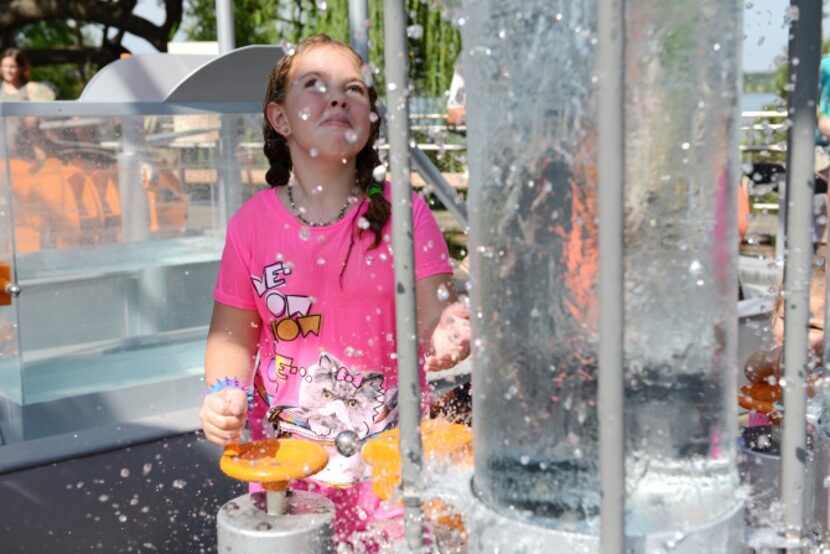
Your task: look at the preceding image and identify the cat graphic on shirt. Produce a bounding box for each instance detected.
[278,352,395,485]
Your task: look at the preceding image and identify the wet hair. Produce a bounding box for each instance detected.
[1,48,30,83]
[262,35,389,257]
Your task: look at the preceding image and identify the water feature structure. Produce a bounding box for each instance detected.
[431,0,824,551]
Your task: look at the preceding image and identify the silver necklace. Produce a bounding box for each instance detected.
[287,182,355,227]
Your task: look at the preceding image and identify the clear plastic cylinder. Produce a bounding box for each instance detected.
[463,0,601,526]
[621,0,742,534]
[464,0,742,533]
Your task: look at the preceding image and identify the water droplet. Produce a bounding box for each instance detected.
[358,217,371,230]
[309,147,319,158]
[172,479,187,489]
[477,245,494,258]
[520,455,530,465]
[120,469,130,478]
[99,495,110,502]
[712,43,720,51]
[681,142,690,150]
[345,130,358,143]
[316,258,326,265]
[118,514,127,523]
[437,284,450,302]
[299,108,310,121]
[299,228,310,241]
[312,185,323,195]
[372,165,386,182]
[387,82,398,92]
[406,24,424,39]
[316,0,327,10]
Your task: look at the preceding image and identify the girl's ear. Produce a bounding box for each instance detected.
[265,101,291,138]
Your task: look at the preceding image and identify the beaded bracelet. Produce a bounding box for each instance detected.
[206,377,254,407]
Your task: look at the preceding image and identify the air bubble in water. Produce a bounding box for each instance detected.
[172,479,187,489]
[120,469,130,478]
[358,217,371,230]
[299,228,310,241]
[345,130,358,143]
[372,165,386,182]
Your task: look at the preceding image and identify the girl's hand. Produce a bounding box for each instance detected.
[199,388,249,446]
[425,301,471,371]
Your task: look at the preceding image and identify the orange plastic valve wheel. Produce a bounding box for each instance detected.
[738,382,781,416]
[362,419,472,535]
[362,419,472,500]
[220,438,328,497]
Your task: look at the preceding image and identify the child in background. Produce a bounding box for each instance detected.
[198,35,471,547]
[743,264,825,412]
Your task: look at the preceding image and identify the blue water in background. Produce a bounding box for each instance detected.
[742,92,779,112]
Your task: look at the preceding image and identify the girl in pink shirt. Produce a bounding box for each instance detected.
[199,35,471,547]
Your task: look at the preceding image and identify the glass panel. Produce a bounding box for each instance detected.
[1,113,267,410]
[0,116,23,414]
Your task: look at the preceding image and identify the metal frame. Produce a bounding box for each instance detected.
[781,0,823,544]
[597,0,626,551]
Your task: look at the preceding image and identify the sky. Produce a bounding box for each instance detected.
[126,0,815,73]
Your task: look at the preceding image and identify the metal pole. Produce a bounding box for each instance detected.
[348,0,370,62]
[597,0,625,551]
[216,0,235,54]
[383,0,424,550]
[781,0,821,542]
[410,146,468,229]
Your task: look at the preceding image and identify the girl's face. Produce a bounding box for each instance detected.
[1,57,21,85]
[270,45,372,163]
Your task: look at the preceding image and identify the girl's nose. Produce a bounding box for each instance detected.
[330,97,346,108]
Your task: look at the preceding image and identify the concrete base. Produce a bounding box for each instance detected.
[217,490,335,554]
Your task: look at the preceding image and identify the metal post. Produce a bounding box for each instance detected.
[348,0,370,62]
[597,0,625,552]
[383,0,424,550]
[216,0,235,54]
[781,0,822,542]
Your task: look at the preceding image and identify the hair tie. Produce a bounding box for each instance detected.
[368,184,383,197]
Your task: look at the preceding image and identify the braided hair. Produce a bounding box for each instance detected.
[262,35,390,253]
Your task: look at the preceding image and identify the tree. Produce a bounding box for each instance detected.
[0,1,184,98]
[183,0,461,97]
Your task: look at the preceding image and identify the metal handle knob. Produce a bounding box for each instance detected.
[5,283,20,297]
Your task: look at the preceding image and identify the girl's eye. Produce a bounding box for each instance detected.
[304,77,318,88]
[348,84,366,95]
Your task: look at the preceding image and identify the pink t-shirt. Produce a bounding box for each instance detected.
[214,184,452,536]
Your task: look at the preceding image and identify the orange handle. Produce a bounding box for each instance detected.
[219,438,328,489]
